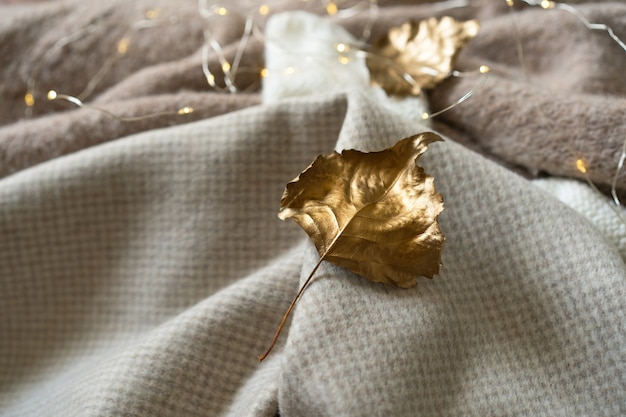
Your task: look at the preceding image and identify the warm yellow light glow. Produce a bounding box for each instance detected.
[215,6,228,16]
[541,0,554,9]
[24,92,35,107]
[258,4,270,15]
[421,112,430,120]
[336,43,348,53]
[260,68,269,78]
[576,158,587,174]
[177,106,194,115]
[221,62,231,72]
[326,2,338,15]
[145,9,161,19]
[47,90,57,100]
[207,73,215,85]
[505,0,514,6]
[338,55,350,65]
[117,37,130,54]
[284,66,295,76]
[479,65,490,73]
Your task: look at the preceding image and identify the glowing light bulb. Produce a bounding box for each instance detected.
[479,65,490,73]
[177,106,194,115]
[24,92,35,107]
[117,37,130,54]
[421,112,430,120]
[326,2,338,15]
[145,9,161,19]
[215,6,228,16]
[576,158,587,174]
[222,62,231,72]
[541,0,554,9]
[336,43,348,53]
[259,4,270,15]
[47,90,57,100]
[338,55,350,65]
[505,0,514,6]
[260,68,269,78]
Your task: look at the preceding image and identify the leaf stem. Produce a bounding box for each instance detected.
[257,255,326,361]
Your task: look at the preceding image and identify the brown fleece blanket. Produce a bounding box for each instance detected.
[1,0,624,197]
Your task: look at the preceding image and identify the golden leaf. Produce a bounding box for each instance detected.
[280,132,445,286]
[367,17,480,96]
[258,132,444,361]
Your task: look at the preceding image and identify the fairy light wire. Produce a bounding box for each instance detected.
[24,0,625,220]
[198,0,379,92]
[610,139,626,208]
[507,0,626,223]
[422,66,490,120]
[47,90,194,122]
[520,0,626,53]
[78,11,168,101]
[230,14,255,82]
[202,31,237,92]
[579,163,626,225]
[24,23,99,116]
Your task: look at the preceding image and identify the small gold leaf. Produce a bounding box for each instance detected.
[367,17,480,96]
[279,132,445,287]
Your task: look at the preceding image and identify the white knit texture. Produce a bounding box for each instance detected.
[263,11,431,129]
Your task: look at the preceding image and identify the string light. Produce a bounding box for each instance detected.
[22,7,178,120]
[517,0,626,53]
[145,9,161,19]
[24,93,35,107]
[421,66,490,120]
[23,22,98,116]
[579,163,626,225]
[610,140,626,208]
[506,0,626,223]
[47,89,195,122]
[335,42,349,53]
[338,55,350,65]
[326,2,339,16]
[540,0,554,10]
[258,4,270,16]
[116,36,131,54]
[17,0,624,230]
[177,106,194,115]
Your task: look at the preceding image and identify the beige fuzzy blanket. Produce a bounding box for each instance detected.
[1,1,625,416]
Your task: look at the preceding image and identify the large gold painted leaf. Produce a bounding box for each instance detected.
[367,17,480,96]
[279,132,445,288]
[258,133,445,360]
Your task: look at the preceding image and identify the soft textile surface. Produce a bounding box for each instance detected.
[1,1,626,416]
[429,1,626,198]
[2,91,625,416]
[534,177,626,260]
[1,0,625,198]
